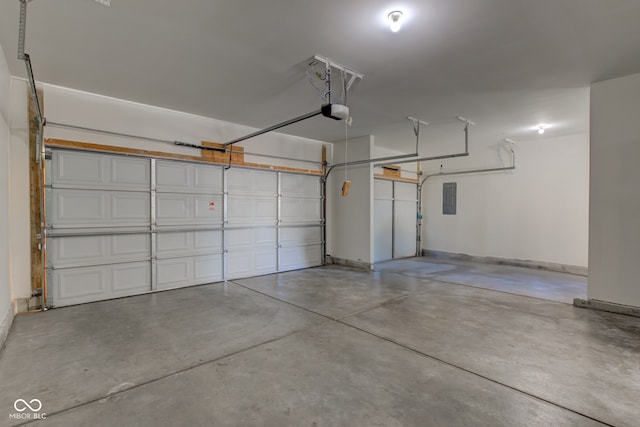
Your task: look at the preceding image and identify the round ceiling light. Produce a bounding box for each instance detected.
[537,124,549,135]
[388,11,404,33]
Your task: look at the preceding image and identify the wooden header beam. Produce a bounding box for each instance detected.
[44,139,323,176]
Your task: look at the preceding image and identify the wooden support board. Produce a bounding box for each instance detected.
[201,141,244,163]
[45,139,323,176]
[381,165,401,178]
[29,88,44,295]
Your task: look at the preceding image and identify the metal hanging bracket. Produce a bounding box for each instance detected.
[408,116,429,138]
[221,55,362,148]
[457,116,476,126]
[310,54,364,92]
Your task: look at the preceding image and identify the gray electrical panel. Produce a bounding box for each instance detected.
[443,182,457,215]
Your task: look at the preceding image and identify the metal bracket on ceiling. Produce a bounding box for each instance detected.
[408,116,429,137]
[457,116,476,127]
[457,116,476,153]
[309,54,364,93]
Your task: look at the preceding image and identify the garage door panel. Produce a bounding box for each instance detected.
[226,227,276,249]
[394,200,417,258]
[49,234,150,268]
[158,231,189,252]
[374,199,393,263]
[281,174,321,196]
[50,236,103,265]
[279,245,322,270]
[51,190,103,224]
[194,256,223,281]
[374,179,393,199]
[194,197,221,220]
[395,182,417,201]
[228,169,277,195]
[112,234,152,256]
[111,157,150,188]
[48,149,324,306]
[54,268,106,301]
[193,230,223,251]
[156,161,223,193]
[49,189,150,228]
[227,249,277,279]
[54,151,149,190]
[112,263,152,293]
[157,161,189,188]
[280,226,322,245]
[374,179,417,262]
[194,166,223,192]
[281,198,321,223]
[157,258,190,287]
[51,262,151,307]
[156,194,223,225]
[111,193,151,220]
[156,255,223,290]
[157,230,222,258]
[156,193,188,218]
[227,196,277,225]
[55,151,104,186]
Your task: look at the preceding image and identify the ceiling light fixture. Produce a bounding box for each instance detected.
[537,124,548,135]
[388,11,404,32]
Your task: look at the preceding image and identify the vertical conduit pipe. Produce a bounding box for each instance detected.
[18,0,48,309]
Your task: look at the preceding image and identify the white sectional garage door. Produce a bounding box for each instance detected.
[373,179,418,263]
[46,149,323,307]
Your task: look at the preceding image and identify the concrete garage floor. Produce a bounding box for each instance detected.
[1,258,639,426]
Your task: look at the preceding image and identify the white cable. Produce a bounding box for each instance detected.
[305,66,328,102]
[344,119,349,182]
[497,144,506,167]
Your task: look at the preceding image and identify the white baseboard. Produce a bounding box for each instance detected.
[573,299,640,318]
[0,302,15,354]
[325,256,372,271]
[422,250,588,277]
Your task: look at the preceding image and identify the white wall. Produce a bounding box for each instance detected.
[422,132,589,268]
[590,73,640,308]
[0,41,14,346]
[8,78,31,304]
[42,84,326,172]
[328,135,374,265]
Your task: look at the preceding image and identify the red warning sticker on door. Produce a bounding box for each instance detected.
[209,201,216,211]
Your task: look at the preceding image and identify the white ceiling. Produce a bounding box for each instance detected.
[1,0,640,151]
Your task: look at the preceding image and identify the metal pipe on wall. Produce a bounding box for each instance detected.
[45,122,325,166]
[377,120,472,168]
[18,1,44,128]
[325,117,427,179]
[46,121,226,152]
